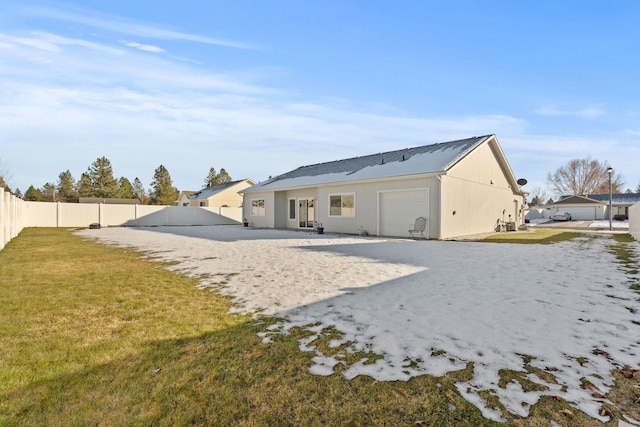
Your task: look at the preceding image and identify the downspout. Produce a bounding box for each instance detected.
[437,174,443,240]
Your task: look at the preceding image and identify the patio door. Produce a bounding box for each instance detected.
[299,198,315,228]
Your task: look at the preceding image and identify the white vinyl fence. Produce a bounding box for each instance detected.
[630,201,640,241]
[0,188,25,251]
[23,202,242,227]
[0,194,243,252]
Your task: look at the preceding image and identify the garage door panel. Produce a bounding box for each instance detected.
[379,189,429,238]
[565,206,596,220]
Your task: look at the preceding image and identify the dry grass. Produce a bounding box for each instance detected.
[481,228,584,244]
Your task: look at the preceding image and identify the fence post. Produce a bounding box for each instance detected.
[0,187,5,251]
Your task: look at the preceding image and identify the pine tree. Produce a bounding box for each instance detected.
[57,170,78,202]
[77,173,93,198]
[204,167,218,187]
[118,177,134,199]
[132,177,148,204]
[42,182,57,202]
[203,167,233,187]
[149,165,178,205]
[218,168,232,184]
[24,185,44,201]
[79,157,118,198]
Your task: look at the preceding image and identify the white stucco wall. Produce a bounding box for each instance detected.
[243,191,275,228]
[440,142,525,239]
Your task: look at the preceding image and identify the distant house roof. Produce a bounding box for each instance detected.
[188,179,254,200]
[244,135,502,193]
[556,193,640,205]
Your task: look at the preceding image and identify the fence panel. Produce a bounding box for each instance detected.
[0,188,25,251]
[630,202,640,241]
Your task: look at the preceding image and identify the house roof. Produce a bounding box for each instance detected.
[245,135,514,193]
[188,179,254,200]
[556,193,640,206]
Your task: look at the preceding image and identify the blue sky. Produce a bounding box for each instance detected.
[1,1,639,198]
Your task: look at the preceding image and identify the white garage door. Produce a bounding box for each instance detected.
[379,189,429,238]
[566,206,597,220]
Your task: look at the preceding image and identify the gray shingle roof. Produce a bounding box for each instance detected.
[188,180,247,200]
[583,193,640,205]
[246,135,491,192]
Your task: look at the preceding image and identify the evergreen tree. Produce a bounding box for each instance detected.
[57,170,78,202]
[149,165,178,205]
[218,168,232,184]
[42,182,56,202]
[82,156,119,198]
[14,188,23,199]
[204,167,218,187]
[132,177,148,204]
[203,167,233,187]
[24,185,44,201]
[118,177,134,198]
[77,172,93,198]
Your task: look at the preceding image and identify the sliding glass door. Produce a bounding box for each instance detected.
[298,198,315,228]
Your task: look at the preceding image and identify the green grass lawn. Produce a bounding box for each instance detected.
[1,228,636,426]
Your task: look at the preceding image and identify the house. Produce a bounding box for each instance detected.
[550,193,640,220]
[241,135,527,240]
[186,179,255,208]
[176,190,197,206]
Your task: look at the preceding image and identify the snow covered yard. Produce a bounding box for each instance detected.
[77,226,640,423]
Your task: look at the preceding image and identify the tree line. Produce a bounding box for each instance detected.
[0,157,232,205]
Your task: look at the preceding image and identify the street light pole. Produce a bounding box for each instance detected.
[607,167,613,231]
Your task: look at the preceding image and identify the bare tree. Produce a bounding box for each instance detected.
[547,157,624,196]
[527,187,548,206]
[0,157,13,192]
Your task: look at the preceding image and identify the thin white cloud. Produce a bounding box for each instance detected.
[120,40,165,54]
[24,5,256,50]
[534,105,605,118]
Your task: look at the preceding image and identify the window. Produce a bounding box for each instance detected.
[288,198,296,220]
[251,199,265,216]
[199,201,206,207]
[329,193,355,217]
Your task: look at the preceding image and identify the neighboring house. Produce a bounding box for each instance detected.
[186,179,255,208]
[176,190,197,206]
[242,135,527,240]
[550,193,640,220]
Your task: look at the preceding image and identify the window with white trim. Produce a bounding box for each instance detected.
[288,198,296,220]
[329,193,355,217]
[251,199,265,216]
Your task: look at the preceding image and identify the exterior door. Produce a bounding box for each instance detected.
[299,199,315,228]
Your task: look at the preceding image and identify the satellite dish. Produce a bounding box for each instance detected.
[517,178,528,186]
